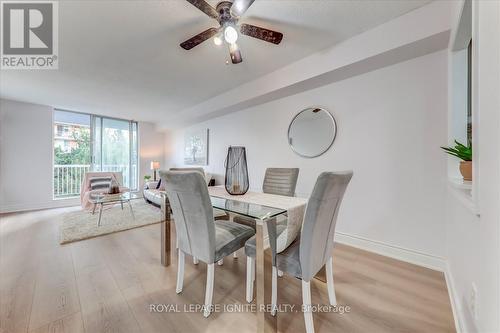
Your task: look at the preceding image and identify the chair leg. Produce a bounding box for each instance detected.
[217,259,223,265]
[271,266,278,316]
[252,257,255,282]
[193,256,199,265]
[204,263,215,318]
[302,280,315,333]
[97,203,103,226]
[246,256,254,303]
[326,256,337,306]
[176,250,185,294]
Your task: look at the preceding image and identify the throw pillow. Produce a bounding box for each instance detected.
[89,177,112,191]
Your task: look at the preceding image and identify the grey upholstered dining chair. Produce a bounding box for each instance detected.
[162,171,255,318]
[169,167,204,173]
[263,167,300,197]
[169,167,227,219]
[238,168,299,302]
[170,167,227,219]
[234,168,299,230]
[161,167,228,265]
[270,171,352,333]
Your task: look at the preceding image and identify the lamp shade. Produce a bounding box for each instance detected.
[150,161,160,170]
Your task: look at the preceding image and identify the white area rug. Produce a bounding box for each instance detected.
[60,200,161,244]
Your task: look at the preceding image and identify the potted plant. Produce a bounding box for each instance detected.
[441,140,473,181]
[144,175,151,182]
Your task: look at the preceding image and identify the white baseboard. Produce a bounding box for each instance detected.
[0,198,80,213]
[334,231,446,271]
[444,263,464,333]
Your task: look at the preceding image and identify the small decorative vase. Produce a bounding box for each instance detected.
[459,161,472,181]
[224,146,249,195]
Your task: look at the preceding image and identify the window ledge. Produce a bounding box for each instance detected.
[447,178,480,217]
[448,177,472,190]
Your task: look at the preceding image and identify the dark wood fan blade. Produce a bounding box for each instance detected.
[230,0,255,17]
[240,23,283,44]
[180,27,219,50]
[229,43,243,64]
[185,0,218,19]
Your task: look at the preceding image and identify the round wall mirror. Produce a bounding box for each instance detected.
[288,107,337,158]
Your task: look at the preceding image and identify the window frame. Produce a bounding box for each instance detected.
[52,108,140,200]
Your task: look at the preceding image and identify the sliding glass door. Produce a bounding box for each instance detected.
[91,116,138,190]
[53,110,138,199]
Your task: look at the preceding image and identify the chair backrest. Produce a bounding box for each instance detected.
[263,168,299,197]
[299,171,353,281]
[169,167,212,185]
[160,170,217,264]
[170,167,205,175]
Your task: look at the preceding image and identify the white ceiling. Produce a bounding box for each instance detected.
[0,0,432,123]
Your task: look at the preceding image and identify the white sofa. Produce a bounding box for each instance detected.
[143,179,163,207]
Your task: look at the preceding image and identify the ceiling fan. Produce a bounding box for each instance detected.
[180,0,283,64]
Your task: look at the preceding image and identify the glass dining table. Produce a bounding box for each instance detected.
[210,195,286,221]
[159,192,286,333]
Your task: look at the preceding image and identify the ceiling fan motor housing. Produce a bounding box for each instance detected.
[216,1,237,26]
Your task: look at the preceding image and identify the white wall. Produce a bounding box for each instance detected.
[0,99,165,213]
[0,99,58,212]
[167,50,448,263]
[445,1,500,332]
[138,121,165,189]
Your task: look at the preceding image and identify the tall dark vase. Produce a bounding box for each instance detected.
[224,146,249,195]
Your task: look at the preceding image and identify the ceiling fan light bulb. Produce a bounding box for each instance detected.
[213,35,223,46]
[224,25,238,44]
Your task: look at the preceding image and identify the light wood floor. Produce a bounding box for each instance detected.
[0,207,455,333]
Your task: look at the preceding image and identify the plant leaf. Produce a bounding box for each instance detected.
[441,140,472,161]
[442,147,459,154]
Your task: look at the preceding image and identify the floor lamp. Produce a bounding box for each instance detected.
[151,161,160,181]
